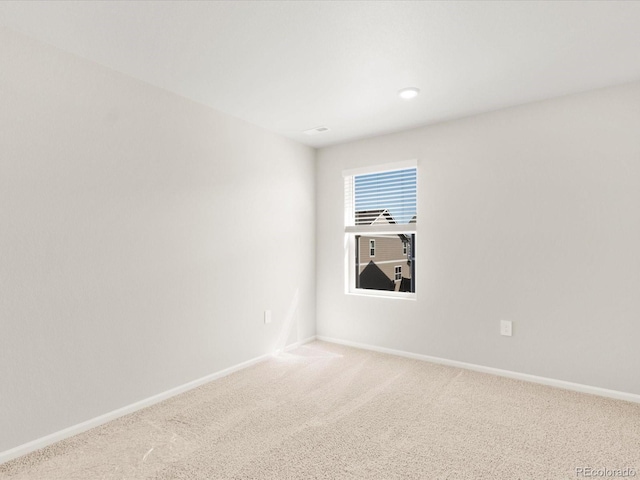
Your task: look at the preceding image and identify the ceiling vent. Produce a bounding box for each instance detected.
[304,126,330,135]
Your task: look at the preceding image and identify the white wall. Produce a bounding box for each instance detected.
[0,27,316,453]
[317,82,640,395]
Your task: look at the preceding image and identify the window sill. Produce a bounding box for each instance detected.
[347,289,416,301]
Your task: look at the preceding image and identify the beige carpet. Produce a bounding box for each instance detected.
[1,341,639,479]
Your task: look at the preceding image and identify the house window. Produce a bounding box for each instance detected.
[344,161,416,297]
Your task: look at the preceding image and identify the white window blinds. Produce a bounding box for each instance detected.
[345,166,417,234]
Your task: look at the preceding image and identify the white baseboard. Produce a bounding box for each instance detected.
[316,335,640,404]
[0,335,317,466]
[282,335,317,353]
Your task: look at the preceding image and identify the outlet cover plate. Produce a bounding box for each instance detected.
[500,320,512,336]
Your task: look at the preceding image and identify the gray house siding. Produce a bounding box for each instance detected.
[357,234,410,291]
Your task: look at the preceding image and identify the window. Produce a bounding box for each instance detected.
[394,266,402,281]
[344,161,416,297]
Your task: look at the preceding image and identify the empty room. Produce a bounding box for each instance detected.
[1,1,639,479]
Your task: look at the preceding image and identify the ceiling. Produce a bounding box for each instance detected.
[2,1,640,148]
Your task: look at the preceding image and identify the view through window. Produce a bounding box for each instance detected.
[345,165,417,295]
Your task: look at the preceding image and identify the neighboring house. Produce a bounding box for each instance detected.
[355,209,412,292]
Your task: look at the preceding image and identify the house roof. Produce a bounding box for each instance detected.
[359,261,394,291]
[355,209,396,226]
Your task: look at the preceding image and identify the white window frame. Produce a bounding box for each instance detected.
[394,265,402,282]
[343,160,417,300]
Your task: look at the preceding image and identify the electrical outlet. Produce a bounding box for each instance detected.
[500,320,512,337]
[264,310,272,324]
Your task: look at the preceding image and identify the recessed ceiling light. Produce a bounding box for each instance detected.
[398,87,420,100]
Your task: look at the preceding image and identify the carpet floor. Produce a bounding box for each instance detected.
[1,341,639,479]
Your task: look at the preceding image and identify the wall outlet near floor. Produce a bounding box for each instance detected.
[500,320,513,337]
[264,310,272,324]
